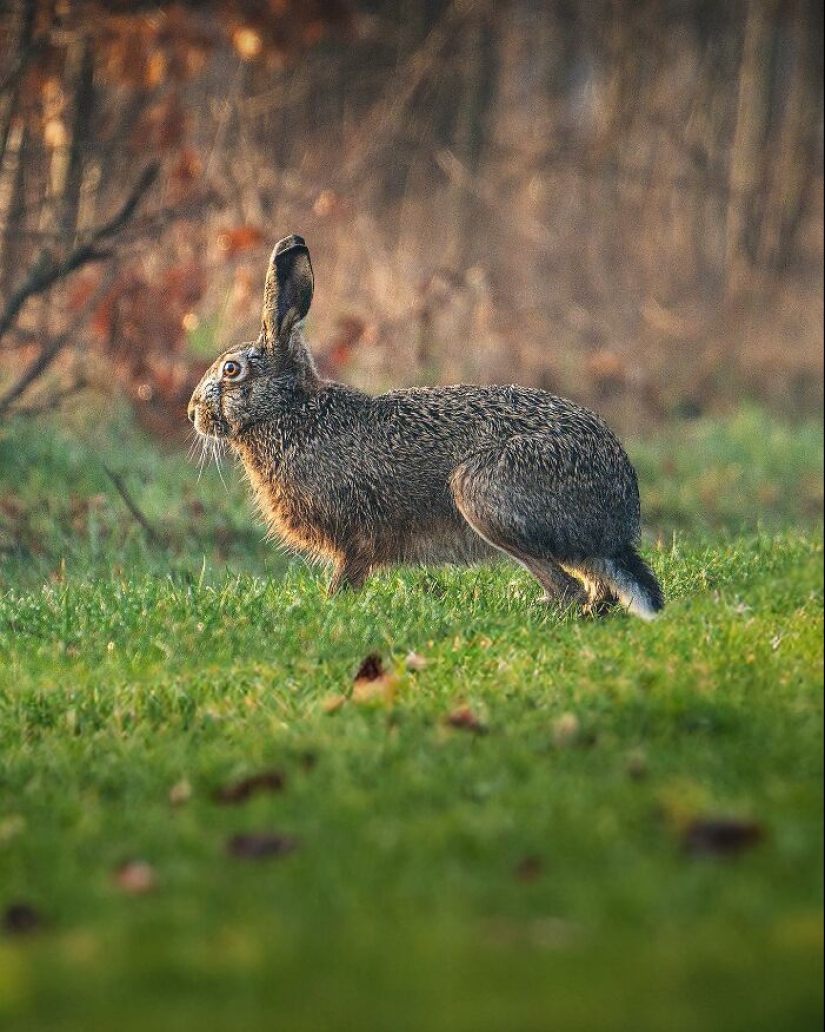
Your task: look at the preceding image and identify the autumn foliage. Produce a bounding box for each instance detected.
[0,0,351,428]
[1,1,822,432]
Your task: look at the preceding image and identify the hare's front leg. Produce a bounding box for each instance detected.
[450,444,588,610]
[328,554,372,596]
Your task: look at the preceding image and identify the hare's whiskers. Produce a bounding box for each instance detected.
[196,437,210,482]
[211,440,230,494]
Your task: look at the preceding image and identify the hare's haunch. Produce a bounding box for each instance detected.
[189,235,664,619]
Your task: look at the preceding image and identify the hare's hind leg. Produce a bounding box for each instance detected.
[568,564,620,616]
[450,458,587,610]
[517,555,588,609]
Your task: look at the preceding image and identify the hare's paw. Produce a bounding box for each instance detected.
[581,597,619,619]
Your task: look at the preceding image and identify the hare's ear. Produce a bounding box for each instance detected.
[261,235,314,349]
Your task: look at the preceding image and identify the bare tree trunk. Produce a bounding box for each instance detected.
[60,31,96,242]
[725,0,773,293]
[448,6,497,265]
[0,0,37,289]
[0,122,30,301]
[756,5,817,271]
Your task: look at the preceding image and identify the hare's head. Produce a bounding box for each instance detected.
[188,235,316,440]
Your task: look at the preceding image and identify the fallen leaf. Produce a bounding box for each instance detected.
[352,653,398,704]
[405,651,428,671]
[445,707,488,734]
[214,771,286,805]
[514,856,544,882]
[114,860,158,895]
[354,654,385,682]
[682,817,766,859]
[2,903,43,936]
[352,676,398,704]
[227,833,300,861]
[322,693,347,714]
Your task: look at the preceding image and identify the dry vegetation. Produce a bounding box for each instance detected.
[0,0,823,439]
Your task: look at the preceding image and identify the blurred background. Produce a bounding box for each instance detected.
[2,0,823,425]
[0,0,823,571]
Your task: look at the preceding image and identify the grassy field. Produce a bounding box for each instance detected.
[0,402,822,1032]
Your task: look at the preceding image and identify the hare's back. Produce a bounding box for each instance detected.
[375,384,623,456]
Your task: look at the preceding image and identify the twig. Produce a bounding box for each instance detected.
[0,269,118,415]
[6,379,87,416]
[337,0,491,183]
[102,465,164,548]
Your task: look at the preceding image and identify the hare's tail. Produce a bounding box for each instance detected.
[591,548,665,621]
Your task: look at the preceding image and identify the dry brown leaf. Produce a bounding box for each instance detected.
[352,654,398,705]
[445,707,488,734]
[405,651,428,672]
[227,833,300,861]
[2,903,44,937]
[514,856,544,883]
[682,817,766,859]
[114,860,158,895]
[214,771,286,805]
[352,675,398,705]
[354,654,384,681]
[322,693,347,714]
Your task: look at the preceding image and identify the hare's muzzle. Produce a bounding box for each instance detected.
[187,386,229,440]
[187,390,210,436]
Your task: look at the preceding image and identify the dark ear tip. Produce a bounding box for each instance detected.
[274,234,308,259]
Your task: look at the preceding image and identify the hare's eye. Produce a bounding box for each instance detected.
[223,361,242,380]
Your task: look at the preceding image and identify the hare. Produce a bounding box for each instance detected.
[189,235,664,619]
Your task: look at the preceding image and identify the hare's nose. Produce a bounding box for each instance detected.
[187,401,197,423]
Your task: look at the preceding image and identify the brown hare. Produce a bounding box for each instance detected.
[189,235,664,619]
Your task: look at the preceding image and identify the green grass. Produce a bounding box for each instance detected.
[0,402,822,1031]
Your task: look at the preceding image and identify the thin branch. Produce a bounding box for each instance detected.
[0,331,72,415]
[113,187,222,245]
[7,378,87,416]
[102,465,164,548]
[0,269,118,415]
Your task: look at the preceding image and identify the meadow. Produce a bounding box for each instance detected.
[0,403,822,1032]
